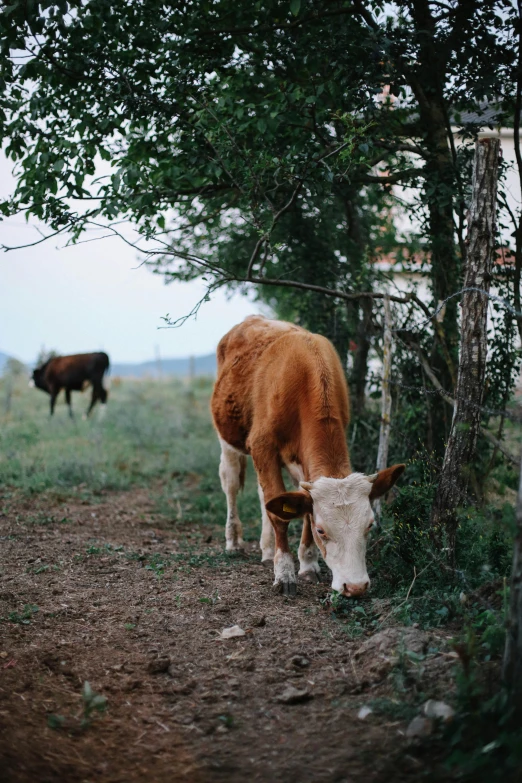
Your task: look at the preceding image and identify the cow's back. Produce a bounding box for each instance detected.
[45,352,109,390]
[212,316,349,453]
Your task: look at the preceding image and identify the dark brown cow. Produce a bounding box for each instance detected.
[211,316,404,597]
[31,352,110,418]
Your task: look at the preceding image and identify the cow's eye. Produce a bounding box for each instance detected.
[316,527,325,536]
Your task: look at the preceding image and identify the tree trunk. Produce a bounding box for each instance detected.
[374,295,393,520]
[430,138,500,559]
[351,298,373,416]
[407,1,462,453]
[502,443,522,716]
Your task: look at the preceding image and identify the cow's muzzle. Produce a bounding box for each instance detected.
[342,580,369,598]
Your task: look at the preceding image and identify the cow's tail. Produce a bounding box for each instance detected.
[239,454,247,491]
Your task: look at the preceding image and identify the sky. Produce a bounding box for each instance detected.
[0,156,261,365]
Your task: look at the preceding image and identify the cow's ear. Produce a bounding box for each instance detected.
[369,464,405,501]
[266,491,314,521]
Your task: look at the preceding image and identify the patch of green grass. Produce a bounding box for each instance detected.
[0,376,220,497]
[27,564,50,574]
[367,697,419,721]
[144,552,167,577]
[25,513,71,526]
[4,604,39,624]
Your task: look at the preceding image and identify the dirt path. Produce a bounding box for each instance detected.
[0,487,453,782]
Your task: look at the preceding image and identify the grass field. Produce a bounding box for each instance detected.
[1,375,227,496]
[0,374,520,782]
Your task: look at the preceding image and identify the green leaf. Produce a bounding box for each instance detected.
[290,0,301,16]
[47,714,65,730]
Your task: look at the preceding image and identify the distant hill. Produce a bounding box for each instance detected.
[111,353,216,378]
[0,351,216,378]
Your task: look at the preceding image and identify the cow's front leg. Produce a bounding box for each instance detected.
[218,437,247,552]
[252,441,297,595]
[270,515,297,596]
[298,514,321,582]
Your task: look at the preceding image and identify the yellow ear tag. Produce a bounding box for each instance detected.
[283,503,297,514]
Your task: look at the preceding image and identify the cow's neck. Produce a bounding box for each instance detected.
[300,415,351,481]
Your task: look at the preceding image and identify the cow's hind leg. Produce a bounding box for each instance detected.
[65,389,74,419]
[298,514,321,582]
[218,438,246,552]
[98,386,108,419]
[258,483,275,564]
[86,386,100,417]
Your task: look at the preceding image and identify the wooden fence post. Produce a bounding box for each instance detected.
[430,137,500,559]
[375,294,393,520]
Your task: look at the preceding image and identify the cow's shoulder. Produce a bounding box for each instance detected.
[217,316,301,366]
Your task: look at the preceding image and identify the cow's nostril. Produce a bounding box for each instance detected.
[343,581,369,597]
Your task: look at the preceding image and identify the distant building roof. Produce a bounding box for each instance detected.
[373,246,514,273]
[451,103,517,130]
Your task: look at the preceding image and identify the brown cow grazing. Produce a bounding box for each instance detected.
[31,352,109,418]
[211,316,404,597]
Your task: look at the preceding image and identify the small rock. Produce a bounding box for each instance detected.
[291,655,310,668]
[357,705,373,720]
[248,615,266,628]
[147,657,170,674]
[275,684,313,705]
[406,715,433,739]
[423,699,455,722]
[220,625,246,639]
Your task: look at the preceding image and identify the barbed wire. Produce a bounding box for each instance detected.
[383,376,522,423]
[389,285,522,336]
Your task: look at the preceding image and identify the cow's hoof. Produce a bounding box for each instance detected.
[226,541,245,554]
[298,570,320,583]
[273,580,297,597]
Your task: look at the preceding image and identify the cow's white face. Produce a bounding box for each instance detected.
[302,474,375,595]
[266,465,405,597]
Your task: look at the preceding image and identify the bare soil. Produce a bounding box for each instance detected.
[0,487,458,783]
